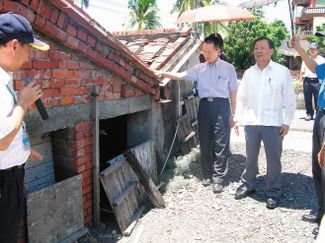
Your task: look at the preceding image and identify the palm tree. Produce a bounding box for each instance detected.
[172,0,200,14]
[127,0,161,30]
[172,0,227,37]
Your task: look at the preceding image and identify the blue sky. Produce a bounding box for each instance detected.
[77,0,291,32]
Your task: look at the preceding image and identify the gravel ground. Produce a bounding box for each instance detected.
[79,128,318,243]
[117,140,318,243]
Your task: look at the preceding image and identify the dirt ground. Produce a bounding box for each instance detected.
[80,128,319,243]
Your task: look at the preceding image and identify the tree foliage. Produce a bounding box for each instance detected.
[224,17,289,70]
[127,0,161,30]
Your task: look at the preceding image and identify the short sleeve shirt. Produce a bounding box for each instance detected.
[180,58,238,98]
[0,67,30,169]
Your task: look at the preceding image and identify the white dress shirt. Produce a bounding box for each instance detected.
[0,67,30,169]
[234,61,296,126]
[301,55,325,78]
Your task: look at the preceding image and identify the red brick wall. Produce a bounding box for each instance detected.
[14,39,126,108]
[52,122,94,227]
[0,0,158,103]
[0,1,159,241]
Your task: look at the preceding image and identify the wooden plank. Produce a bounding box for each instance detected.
[124,150,165,208]
[182,131,196,143]
[130,141,157,183]
[112,181,138,207]
[26,173,55,193]
[100,159,141,233]
[25,161,54,183]
[191,119,198,127]
[26,174,85,243]
[101,155,126,177]
[100,141,157,235]
[92,85,100,229]
[123,206,145,237]
[25,141,53,169]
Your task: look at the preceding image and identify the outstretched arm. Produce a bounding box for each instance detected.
[292,36,317,73]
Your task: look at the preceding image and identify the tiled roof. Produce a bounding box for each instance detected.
[113,28,194,70]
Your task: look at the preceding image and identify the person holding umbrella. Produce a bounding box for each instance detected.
[292,34,325,236]
[154,33,238,194]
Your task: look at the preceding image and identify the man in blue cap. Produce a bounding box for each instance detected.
[0,12,49,243]
[293,34,325,237]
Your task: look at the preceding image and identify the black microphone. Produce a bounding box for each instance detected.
[23,77,49,120]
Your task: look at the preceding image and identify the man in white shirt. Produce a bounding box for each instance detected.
[233,37,296,209]
[0,13,49,243]
[300,42,325,121]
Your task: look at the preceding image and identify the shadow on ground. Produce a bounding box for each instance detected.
[244,172,317,210]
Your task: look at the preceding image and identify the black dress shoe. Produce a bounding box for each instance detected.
[201,179,212,187]
[266,197,279,209]
[302,213,318,223]
[234,187,255,200]
[312,226,319,235]
[213,183,223,194]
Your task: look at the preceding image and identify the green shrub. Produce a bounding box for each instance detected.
[293,80,302,93]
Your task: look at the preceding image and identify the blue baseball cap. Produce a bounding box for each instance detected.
[0,12,49,51]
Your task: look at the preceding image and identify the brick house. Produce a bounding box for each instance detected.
[0,1,201,242]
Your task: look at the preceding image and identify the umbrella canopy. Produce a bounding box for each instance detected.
[279,39,310,57]
[176,5,255,24]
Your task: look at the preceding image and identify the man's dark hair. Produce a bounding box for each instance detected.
[0,38,26,47]
[204,33,224,49]
[0,38,9,47]
[253,37,275,49]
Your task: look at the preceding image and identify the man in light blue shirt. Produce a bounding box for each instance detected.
[155,33,237,193]
[293,34,325,237]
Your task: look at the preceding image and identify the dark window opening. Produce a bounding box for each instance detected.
[99,115,127,171]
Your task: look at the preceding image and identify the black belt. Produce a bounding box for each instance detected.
[304,77,319,83]
[201,97,227,102]
[0,164,25,172]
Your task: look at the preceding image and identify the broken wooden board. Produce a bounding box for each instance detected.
[26,174,87,243]
[100,140,158,236]
[131,141,158,183]
[124,150,165,208]
[184,94,200,138]
[100,156,142,236]
[176,114,197,154]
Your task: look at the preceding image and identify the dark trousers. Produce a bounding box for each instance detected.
[198,98,230,184]
[312,111,325,223]
[303,78,320,117]
[0,168,25,243]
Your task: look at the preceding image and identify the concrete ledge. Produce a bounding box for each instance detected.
[26,95,152,135]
